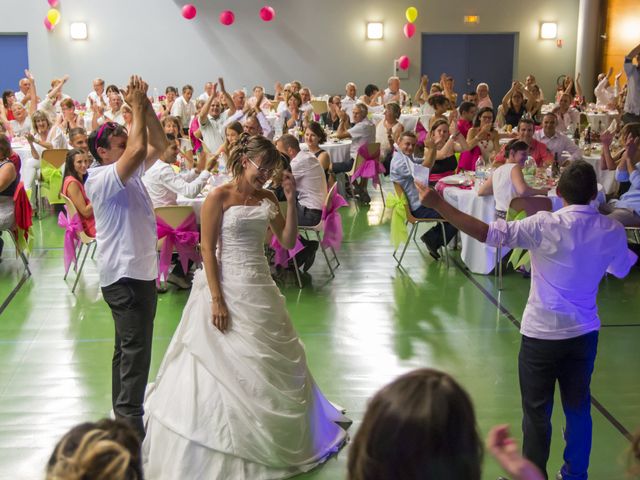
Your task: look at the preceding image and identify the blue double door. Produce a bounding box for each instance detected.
[0,35,29,94]
[421,33,516,105]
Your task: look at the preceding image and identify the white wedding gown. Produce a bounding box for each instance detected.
[142,199,349,479]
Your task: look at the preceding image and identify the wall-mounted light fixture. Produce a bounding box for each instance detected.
[464,15,480,24]
[70,22,88,40]
[366,22,384,40]
[540,22,557,39]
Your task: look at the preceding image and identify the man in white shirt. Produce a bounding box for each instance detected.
[37,75,69,124]
[227,88,273,138]
[415,160,637,480]
[15,77,31,105]
[197,82,215,102]
[552,94,580,134]
[85,75,169,439]
[382,76,408,105]
[534,113,582,163]
[334,103,376,202]
[593,68,619,109]
[247,85,272,114]
[622,41,640,124]
[197,78,237,154]
[299,87,313,113]
[170,84,197,132]
[86,78,109,110]
[342,82,358,123]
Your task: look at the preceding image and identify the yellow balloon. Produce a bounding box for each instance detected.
[47,8,61,26]
[405,6,418,23]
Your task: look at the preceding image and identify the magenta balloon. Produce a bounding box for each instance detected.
[220,10,235,25]
[403,23,416,39]
[182,4,197,20]
[260,6,275,22]
[48,0,59,7]
[398,56,410,70]
[44,17,54,31]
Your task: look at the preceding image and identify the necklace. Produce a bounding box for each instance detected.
[235,180,258,206]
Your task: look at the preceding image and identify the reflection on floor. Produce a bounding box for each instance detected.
[0,186,638,479]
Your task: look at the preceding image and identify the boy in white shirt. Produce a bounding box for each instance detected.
[170,84,197,133]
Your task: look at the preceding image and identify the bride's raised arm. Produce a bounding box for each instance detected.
[200,187,229,332]
[267,171,298,249]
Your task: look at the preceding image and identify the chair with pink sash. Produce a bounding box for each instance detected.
[59,194,97,293]
[349,142,386,206]
[155,206,201,289]
[415,120,428,149]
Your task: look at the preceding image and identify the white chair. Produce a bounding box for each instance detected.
[61,194,96,293]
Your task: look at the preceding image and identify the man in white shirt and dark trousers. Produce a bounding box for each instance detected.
[85,75,169,440]
[415,161,637,480]
[276,134,327,270]
[622,41,640,125]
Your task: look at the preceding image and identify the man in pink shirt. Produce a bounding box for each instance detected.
[415,160,637,480]
[494,118,552,167]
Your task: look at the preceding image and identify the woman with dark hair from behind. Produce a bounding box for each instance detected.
[46,418,142,480]
[348,368,543,480]
[62,148,96,237]
[359,84,382,109]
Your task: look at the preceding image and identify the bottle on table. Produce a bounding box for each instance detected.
[475,157,486,183]
[573,126,580,146]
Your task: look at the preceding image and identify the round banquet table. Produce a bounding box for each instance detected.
[442,180,606,275]
[300,140,351,166]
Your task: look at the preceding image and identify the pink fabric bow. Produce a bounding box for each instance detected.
[415,120,427,147]
[270,235,305,268]
[321,191,348,250]
[435,180,473,194]
[351,144,386,187]
[58,210,83,275]
[157,213,201,282]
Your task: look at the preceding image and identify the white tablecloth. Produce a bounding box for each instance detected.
[301,140,351,165]
[581,149,617,195]
[371,113,426,132]
[177,174,231,223]
[585,112,616,132]
[443,183,606,274]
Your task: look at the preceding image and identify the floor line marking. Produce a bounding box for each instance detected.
[452,258,633,443]
[0,273,29,317]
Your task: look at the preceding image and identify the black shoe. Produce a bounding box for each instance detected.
[420,232,441,261]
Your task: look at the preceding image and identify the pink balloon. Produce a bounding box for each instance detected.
[220,10,235,26]
[398,55,410,70]
[48,0,59,7]
[182,4,197,20]
[403,23,416,39]
[259,6,276,22]
[44,17,54,31]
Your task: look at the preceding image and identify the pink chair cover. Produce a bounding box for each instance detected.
[351,144,385,187]
[57,209,83,275]
[270,235,305,268]
[157,213,201,282]
[320,191,348,250]
[415,120,427,147]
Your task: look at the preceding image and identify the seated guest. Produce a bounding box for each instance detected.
[359,84,382,109]
[299,87,313,113]
[14,77,31,105]
[389,131,457,258]
[525,74,545,100]
[334,103,376,202]
[500,82,536,129]
[424,118,468,183]
[321,96,342,131]
[556,74,585,108]
[198,78,236,153]
[478,140,550,218]
[376,102,404,168]
[494,118,552,167]
[68,127,89,153]
[601,122,639,172]
[440,73,458,107]
[160,86,178,120]
[8,103,33,137]
[143,133,210,208]
[457,101,478,138]
[243,113,272,139]
[382,76,408,105]
[0,134,18,235]
[2,91,16,122]
[552,93,581,133]
[533,112,582,162]
[85,77,108,110]
[281,92,304,130]
[235,90,273,139]
[46,419,142,480]
[527,84,544,125]
[61,148,96,237]
[121,103,133,133]
[463,91,478,104]
[599,126,640,226]
[170,84,196,134]
[342,82,358,123]
[304,121,331,181]
[275,83,292,114]
[594,68,621,109]
[37,75,70,124]
[276,134,327,226]
[427,93,450,129]
[413,75,431,109]
[197,81,215,102]
[476,82,493,109]
[210,121,243,171]
[459,106,499,171]
[347,368,543,480]
[92,91,124,129]
[59,98,81,137]
[247,85,272,114]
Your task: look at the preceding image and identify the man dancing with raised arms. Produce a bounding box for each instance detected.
[86,75,169,439]
[414,160,637,480]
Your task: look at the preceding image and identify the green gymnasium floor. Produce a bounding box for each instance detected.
[0,189,638,480]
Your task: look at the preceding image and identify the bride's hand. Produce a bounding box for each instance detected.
[211,297,229,332]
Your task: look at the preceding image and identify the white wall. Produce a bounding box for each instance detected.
[0,0,580,101]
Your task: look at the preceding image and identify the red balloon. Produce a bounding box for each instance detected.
[182,4,197,20]
[398,55,410,70]
[44,17,54,31]
[260,6,276,22]
[48,0,59,7]
[220,10,235,26]
[403,23,416,39]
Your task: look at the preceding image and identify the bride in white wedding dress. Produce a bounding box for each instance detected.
[142,134,349,479]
